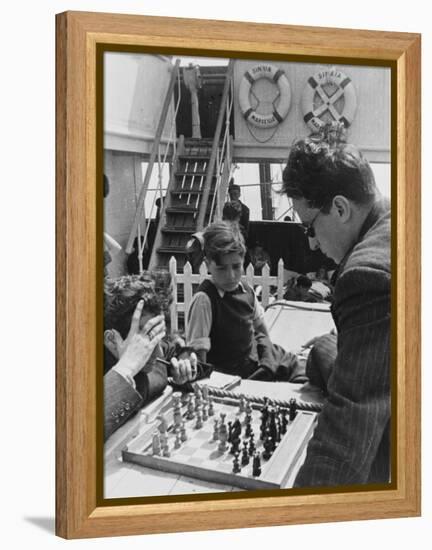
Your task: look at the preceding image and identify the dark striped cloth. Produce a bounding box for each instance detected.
[294,199,391,487]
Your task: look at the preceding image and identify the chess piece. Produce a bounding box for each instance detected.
[263,435,273,460]
[158,414,168,434]
[208,398,215,416]
[195,390,203,411]
[212,419,219,441]
[174,404,183,428]
[232,452,241,473]
[245,399,253,416]
[187,395,195,419]
[248,434,256,456]
[195,409,203,429]
[289,398,297,422]
[174,430,182,449]
[152,431,161,456]
[218,422,228,452]
[202,385,209,402]
[281,410,288,434]
[228,421,233,443]
[162,440,170,457]
[241,442,250,466]
[245,417,253,438]
[252,452,262,477]
[230,437,240,455]
[180,422,187,442]
[233,419,242,439]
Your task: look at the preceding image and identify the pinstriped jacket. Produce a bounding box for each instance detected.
[294,199,391,487]
[104,352,168,441]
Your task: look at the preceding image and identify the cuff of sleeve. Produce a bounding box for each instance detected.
[112,365,136,389]
[188,336,211,351]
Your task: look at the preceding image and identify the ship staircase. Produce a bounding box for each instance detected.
[125,59,235,274]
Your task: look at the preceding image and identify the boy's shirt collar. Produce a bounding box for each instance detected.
[211,280,246,298]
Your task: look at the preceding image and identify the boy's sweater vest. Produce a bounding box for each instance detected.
[198,279,255,369]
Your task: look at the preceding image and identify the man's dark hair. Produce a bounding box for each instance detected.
[282,122,377,211]
[222,200,242,221]
[104,271,172,336]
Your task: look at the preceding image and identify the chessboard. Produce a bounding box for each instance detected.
[122,385,317,491]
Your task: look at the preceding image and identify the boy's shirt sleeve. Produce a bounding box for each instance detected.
[252,294,265,322]
[186,291,212,351]
[251,293,276,372]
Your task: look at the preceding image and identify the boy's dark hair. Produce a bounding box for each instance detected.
[222,200,242,221]
[282,122,377,212]
[104,271,171,336]
[203,221,246,265]
[296,275,312,289]
[103,174,110,198]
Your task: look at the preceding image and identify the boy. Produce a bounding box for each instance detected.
[184,221,306,382]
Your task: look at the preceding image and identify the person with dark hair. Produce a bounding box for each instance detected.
[249,242,271,275]
[185,200,245,273]
[104,271,196,439]
[281,122,391,487]
[283,274,316,302]
[222,200,242,223]
[181,221,306,382]
[228,179,250,241]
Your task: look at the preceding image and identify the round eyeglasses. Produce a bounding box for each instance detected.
[300,209,322,238]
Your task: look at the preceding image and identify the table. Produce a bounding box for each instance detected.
[104,300,332,499]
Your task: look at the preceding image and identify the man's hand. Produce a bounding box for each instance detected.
[113,300,166,380]
[170,351,198,385]
[301,328,337,349]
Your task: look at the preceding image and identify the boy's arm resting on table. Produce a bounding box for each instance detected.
[252,297,277,377]
[186,291,212,364]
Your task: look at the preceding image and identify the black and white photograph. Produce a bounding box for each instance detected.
[102,52,391,499]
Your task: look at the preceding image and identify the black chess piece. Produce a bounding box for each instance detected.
[263,435,273,460]
[252,452,262,477]
[289,398,297,422]
[261,399,269,424]
[230,437,240,455]
[248,435,256,456]
[281,410,288,434]
[228,421,233,443]
[232,452,241,474]
[233,419,242,439]
[269,409,277,440]
[245,417,253,438]
[241,443,250,466]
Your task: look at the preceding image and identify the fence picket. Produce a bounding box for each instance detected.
[169,258,286,330]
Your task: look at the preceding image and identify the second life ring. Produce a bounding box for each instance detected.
[301,67,357,132]
[239,63,291,129]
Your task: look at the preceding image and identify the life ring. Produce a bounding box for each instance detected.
[301,67,357,132]
[239,64,291,129]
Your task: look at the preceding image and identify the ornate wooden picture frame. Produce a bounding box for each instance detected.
[55,11,421,539]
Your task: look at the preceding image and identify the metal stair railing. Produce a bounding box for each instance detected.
[208,71,235,222]
[125,59,181,266]
[196,59,234,231]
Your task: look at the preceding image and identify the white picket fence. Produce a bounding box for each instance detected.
[168,256,286,332]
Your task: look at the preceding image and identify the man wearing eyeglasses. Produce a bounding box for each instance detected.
[282,123,391,488]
